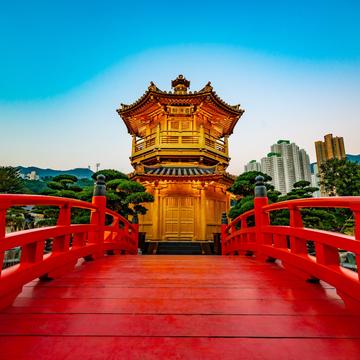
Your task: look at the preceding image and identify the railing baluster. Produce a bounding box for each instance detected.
[315,243,339,266]
[52,235,67,253]
[355,209,360,242]
[131,214,139,253]
[0,208,5,238]
[72,232,85,248]
[53,203,71,253]
[273,234,287,248]
[289,206,307,255]
[21,241,44,263]
[87,177,107,259]
[355,210,360,281]
[0,208,6,272]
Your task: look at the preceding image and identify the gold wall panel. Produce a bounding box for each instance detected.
[164,196,195,240]
[139,180,231,242]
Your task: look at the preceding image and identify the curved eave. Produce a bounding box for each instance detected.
[117,90,153,117]
[118,90,243,116]
[207,92,244,117]
[227,114,243,135]
[117,89,244,136]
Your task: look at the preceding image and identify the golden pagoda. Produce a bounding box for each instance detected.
[117,75,244,242]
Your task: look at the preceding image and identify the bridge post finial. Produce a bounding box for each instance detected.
[131,213,140,253]
[253,175,269,257]
[88,175,107,260]
[254,175,267,198]
[93,175,106,196]
[132,213,139,224]
[220,212,228,255]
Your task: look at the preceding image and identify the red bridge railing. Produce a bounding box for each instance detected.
[0,176,138,310]
[221,176,360,311]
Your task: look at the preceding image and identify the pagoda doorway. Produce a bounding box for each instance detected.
[163,196,195,241]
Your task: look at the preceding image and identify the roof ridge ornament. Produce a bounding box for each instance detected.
[148,81,161,92]
[171,74,190,94]
[200,81,213,92]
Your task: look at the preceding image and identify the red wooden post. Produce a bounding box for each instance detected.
[43,202,74,280]
[353,209,360,281]
[0,206,6,274]
[132,214,139,254]
[220,212,228,255]
[289,206,307,254]
[287,205,314,282]
[0,202,23,308]
[72,232,85,248]
[240,217,248,250]
[52,203,71,253]
[240,217,247,229]
[253,176,269,258]
[355,209,360,242]
[88,175,107,259]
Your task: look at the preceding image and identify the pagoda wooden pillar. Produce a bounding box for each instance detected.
[151,187,159,240]
[155,124,160,147]
[200,184,207,241]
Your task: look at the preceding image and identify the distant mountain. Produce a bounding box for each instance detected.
[17,166,94,179]
[346,154,360,164]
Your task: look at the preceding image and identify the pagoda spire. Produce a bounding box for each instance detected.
[171,74,190,94]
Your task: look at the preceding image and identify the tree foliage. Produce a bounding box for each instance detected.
[320,158,360,196]
[92,170,154,218]
[23,179,49,194]
[6,206,34,231]
[277,181,318,201]
[92,169,128,181]
[269,181,320,226]
[47,175,82,193]
[228,171,281,220]
[228,171,273,197]
[0,167,26,194]
[228,170,356,235]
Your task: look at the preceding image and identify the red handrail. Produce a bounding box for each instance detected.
[222,196,360,311]
[0,194,138,310]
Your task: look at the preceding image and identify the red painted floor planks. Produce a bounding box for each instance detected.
[0,255,359,359]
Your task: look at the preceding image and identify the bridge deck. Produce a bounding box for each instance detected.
[1,255,359,359]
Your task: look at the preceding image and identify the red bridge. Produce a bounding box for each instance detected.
[1,179,360,359]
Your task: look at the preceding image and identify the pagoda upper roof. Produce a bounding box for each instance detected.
[117,75,244,136]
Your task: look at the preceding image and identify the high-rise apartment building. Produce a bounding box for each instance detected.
[244,160,261,172]
[310,163,321,198]
[299,149,312,183]
[315,133,346,168]
[268,140,311,193]
[243,140,312,195]
[260,153,287,194]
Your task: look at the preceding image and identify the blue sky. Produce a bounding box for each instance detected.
[1,0,359,172]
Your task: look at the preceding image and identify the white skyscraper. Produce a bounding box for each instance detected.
[299,149,312,182]
[260,140,312,194]
[260,153,286,194]
[244,160,261,172]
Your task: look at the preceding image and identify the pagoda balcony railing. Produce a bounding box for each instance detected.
[132,130,228,158]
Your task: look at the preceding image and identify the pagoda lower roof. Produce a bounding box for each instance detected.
[144,166,215,176]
